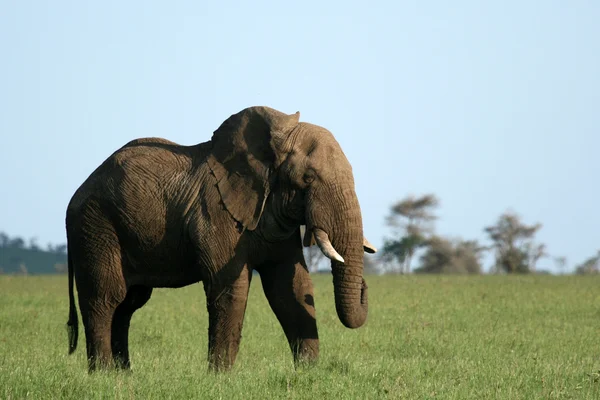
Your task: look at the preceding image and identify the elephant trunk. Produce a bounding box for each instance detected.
[330,221,368,329]
[310,187,368,329]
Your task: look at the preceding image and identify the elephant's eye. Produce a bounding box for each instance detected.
[303,171,316,184]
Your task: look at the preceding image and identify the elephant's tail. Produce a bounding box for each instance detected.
[66,247,78,354]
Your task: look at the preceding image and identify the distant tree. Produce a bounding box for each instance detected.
[454,239,487,274]
[9,237,25,249]
[484,211,545,274]
[381,234,426,273]
[414,236,485,274]
[574,251,600,275]
[522,242,547,273]
[382,194,439,274]
[0,232,9,248]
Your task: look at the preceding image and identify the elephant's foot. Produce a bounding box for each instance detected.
[87,356,117,373]
[207,353,235,373]
[113,355,132,371]
[292,338,319,368]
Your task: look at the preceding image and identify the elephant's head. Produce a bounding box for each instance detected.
[208,106,376,329]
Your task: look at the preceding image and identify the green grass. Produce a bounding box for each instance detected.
[1,274,599,399]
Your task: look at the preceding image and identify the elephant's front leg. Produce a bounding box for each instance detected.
[258,253,319,366]
[203,264,252,372]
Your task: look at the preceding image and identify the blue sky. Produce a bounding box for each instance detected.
[1,1,598,272]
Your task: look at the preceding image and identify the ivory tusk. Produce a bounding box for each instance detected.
[363,237,377,253]
[313,228,345,263]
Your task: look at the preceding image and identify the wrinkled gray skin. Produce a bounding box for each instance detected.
[66,106,376,372]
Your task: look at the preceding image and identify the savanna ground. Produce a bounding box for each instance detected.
[0,274,599,399]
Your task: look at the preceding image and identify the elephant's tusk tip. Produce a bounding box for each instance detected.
[363,237,377,254]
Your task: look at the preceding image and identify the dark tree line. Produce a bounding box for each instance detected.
[0,232,67,254]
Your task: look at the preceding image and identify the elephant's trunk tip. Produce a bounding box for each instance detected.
[336,277,368,329]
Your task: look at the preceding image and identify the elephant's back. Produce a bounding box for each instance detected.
[121,137,179,148]
[66,137,194,223]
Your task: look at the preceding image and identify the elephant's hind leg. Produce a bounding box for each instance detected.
[73,239,126,371]
[78,282,126,371]
[111,285,153,369]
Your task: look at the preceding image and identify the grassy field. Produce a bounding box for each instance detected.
[0,274,599,399]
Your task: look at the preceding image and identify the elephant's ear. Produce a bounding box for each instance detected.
[208,106,300,231]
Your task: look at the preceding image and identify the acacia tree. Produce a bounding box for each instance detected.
[382,194,439,274]
[484,211,545,274]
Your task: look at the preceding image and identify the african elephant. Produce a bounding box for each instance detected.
[65,106,376,372]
